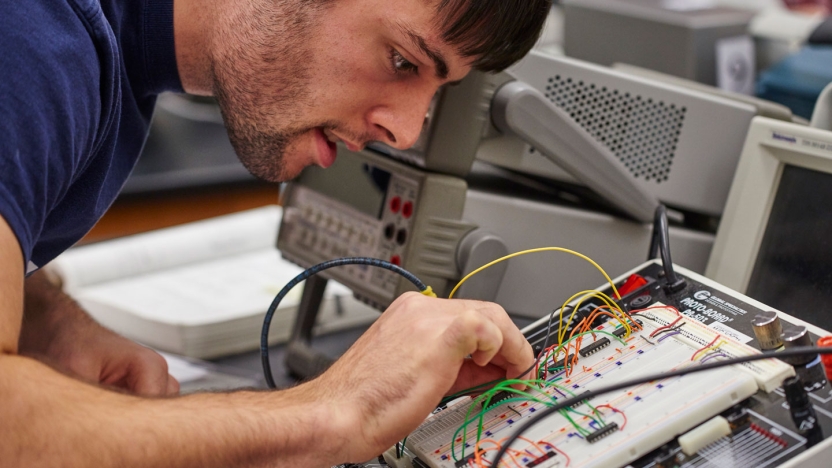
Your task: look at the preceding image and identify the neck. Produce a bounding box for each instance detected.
[173,0,214,95]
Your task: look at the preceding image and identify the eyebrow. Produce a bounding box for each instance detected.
[396,22,450,80]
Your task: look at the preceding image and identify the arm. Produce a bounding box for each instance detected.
[0,215,354,467]
[18,270,180,396]
[1,214,533,466]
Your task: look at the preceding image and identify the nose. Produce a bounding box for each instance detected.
[367,87,436,150]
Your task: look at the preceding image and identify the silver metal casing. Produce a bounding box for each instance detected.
[480,51,759,216]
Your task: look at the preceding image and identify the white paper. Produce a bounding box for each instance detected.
[53,206,374,359]
[159,352,210,383]
[49,206,281,291]
[76,249,352,326]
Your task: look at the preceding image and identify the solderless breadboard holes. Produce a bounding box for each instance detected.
[530,75,687,183]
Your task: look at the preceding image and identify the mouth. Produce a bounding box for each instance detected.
[323,128,362,152]
[313,127,337,168]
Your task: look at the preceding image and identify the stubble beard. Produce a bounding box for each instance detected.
[210,0,327,183]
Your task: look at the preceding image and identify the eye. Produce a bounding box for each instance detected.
[389,48,418,75]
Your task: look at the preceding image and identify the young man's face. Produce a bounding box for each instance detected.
[211,0,472,182]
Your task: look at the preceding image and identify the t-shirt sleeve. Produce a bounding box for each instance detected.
[0,0,102,267]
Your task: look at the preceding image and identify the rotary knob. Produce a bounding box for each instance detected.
[751,311,783,351]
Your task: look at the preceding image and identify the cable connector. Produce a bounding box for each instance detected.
[648,204,687,295]
[664,277,688,295]
[421,286,437,298]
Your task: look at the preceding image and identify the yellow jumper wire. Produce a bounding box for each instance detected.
[448,247,621,300]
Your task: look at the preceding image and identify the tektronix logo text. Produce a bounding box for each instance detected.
[772,132,797,144]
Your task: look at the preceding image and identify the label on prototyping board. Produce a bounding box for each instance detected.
[677,290,749,325]
[708,322,753,345]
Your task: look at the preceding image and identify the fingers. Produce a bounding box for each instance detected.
[166,374,181,395]
[479,307,535,380]
[454,309,504,367]
[312,294,534,460]
[446,360,509,396]
[446,300,535,380]
[127,351,173,397]
[489,352,535,382]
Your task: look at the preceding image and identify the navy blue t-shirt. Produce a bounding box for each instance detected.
[0,0,182,274]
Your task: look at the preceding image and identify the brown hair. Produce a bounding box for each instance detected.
[436,0,553,72]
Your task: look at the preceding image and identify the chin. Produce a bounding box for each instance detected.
[282,132,323,176]
[260,148,318,183]
[231,131,319,183]
[233,153,288,183]
[276,163,309,182]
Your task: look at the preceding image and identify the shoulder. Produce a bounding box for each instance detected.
[0,0,105,56]
[0,0,108,127]
[0,0,117,266]
[0,0,117,163]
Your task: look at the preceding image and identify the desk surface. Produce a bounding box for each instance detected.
[83,181,280,244]
[213,325,370,389]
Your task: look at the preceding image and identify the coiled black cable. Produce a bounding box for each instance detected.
[261,257,432,389]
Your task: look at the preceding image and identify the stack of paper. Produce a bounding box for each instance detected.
[47,206,379,359]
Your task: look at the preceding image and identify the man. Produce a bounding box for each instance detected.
[0,0,549,465]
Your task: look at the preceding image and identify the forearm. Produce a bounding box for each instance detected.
[0,353,349,468]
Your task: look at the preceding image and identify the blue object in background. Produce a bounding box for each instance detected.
[757,46,832,119]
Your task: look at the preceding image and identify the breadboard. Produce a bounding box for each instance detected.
[405,306,764,468]
[645,304,794,392]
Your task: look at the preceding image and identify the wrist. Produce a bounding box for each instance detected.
[275,382,357,465]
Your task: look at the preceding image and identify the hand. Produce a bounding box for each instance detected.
[305,292,534,463]
[41,314,181,396]
[19,272,179,396]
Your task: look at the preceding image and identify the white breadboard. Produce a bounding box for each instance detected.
[646,304,794,393]
[404,305,778,468]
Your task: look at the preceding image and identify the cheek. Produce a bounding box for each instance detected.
[308,21,393,116]
[310,54,386,121]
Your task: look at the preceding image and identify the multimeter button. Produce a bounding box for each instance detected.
[390,255,401,266]
[402,201,413,219]
[384,223,395,240]
[396,228,407,246]
[390,196,401,213]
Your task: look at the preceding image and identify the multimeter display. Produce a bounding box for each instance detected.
[299,157,392,220]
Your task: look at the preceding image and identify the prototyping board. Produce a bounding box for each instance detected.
[402,304,788,468]
[335,260,832,468]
